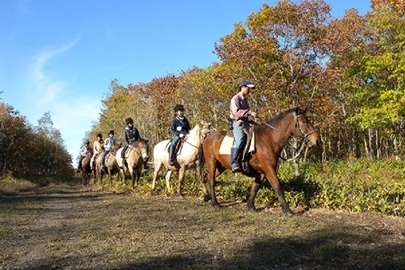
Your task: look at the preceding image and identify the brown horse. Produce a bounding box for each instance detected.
[200,107,320,215]
[80,151,93,186]
[116,138,149,188]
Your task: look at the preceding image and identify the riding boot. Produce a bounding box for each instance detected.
[169,146,176,166]
[77,157,83,173]
[230,148,241,173]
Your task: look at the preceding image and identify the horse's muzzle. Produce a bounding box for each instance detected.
[307,135,321,147]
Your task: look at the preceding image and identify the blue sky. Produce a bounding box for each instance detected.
[0,0,371,161]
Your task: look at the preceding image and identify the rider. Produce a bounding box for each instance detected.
[101,130,115,170]
[121,117,149,169]
[90,133,103,171]
[169,104,191,166]
[229,79,257,173]
[77,139,91,173]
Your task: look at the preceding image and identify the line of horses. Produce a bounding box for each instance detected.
[79,107,320,215]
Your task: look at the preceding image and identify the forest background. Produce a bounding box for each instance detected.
[0,0,404,192]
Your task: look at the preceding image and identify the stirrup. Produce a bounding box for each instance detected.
[231,164,241,173]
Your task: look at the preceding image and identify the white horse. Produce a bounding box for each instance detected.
[151,121,211,195]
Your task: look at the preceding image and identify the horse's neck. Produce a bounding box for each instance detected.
[185,126,201,144]
[264,116,293,149]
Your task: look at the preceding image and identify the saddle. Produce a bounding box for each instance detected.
[226,121,258,176]
[167,138,185,155]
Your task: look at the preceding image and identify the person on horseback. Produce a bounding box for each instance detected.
[101,130,115,170]
[169,104,191,166]
[90,133,103,171]
[77,139,91,173]
[121,117,149,169]
[229,80,257,173]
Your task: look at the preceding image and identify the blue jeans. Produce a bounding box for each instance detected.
[232,120,248,150]
[171,134,181,148]
[101,150,110,167]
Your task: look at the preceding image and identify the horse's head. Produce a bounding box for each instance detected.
[86,149,93,157]
[138,138,149,161]
[200,121,212,138]
[292,108,320,147]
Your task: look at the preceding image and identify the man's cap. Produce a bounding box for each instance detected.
[239,80,255,89]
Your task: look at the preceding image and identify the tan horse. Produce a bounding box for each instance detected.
[95,146,120,185]
[80,151,93,186]
[151,121,211,195]
[116,138,149,188]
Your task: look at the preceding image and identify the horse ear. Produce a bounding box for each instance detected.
[297,107,306,115]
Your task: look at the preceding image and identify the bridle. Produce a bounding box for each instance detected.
[129,141,148,159]
[260,111,314,140]
[182,124,214,149]
[260,111,316,161]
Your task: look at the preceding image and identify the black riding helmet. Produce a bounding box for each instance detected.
[108,130,114,135]
[125,118,133,125]
[173,104,185,112]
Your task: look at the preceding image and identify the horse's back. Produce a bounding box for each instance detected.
[153,140,170,159]
[203,130,227,157]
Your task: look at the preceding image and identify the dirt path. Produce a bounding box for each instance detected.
[1,182,405,270]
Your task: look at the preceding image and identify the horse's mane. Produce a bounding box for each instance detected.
[131,138,147,148]
[267,107,304,125]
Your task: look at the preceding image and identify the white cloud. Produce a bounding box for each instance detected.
[30,39,80,104]
[24,37,102,162]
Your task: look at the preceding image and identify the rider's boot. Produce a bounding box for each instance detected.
[169,146,176,166]
[230,147,241,173]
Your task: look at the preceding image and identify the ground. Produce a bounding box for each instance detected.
[0,180,404,270]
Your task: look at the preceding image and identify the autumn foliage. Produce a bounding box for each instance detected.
[4,0,405,179]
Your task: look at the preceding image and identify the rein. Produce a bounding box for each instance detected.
[182,127,215,149]
[258,111,313,161]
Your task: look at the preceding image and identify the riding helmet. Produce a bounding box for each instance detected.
[108,130,114,135]
[96,133,102,138]
[83,139,90,144]
[125,117,133,125]
[173,104,185,112]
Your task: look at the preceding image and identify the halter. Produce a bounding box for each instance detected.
[293,111,316,138]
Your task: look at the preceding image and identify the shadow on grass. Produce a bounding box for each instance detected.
[13,224,405,270]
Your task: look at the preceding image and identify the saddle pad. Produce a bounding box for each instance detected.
[219,133,255,155]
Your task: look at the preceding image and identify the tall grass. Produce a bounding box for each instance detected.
[2,159,405,217]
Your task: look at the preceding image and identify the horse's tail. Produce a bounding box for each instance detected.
[198,144,205,180]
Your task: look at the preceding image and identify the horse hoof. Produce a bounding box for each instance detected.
[247,204,257,211]
[203,194,211,202]
[283,209,294,216]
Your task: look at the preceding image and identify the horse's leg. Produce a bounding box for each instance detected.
[177,166,186,196]
[151,160,162,194]
[247,174,265,210]
[165,170,173,193]
[264,168,293,215]
[196,160,209,198]
[128,167,134,188]
[205,160,220,207]
[108,169,113,185]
